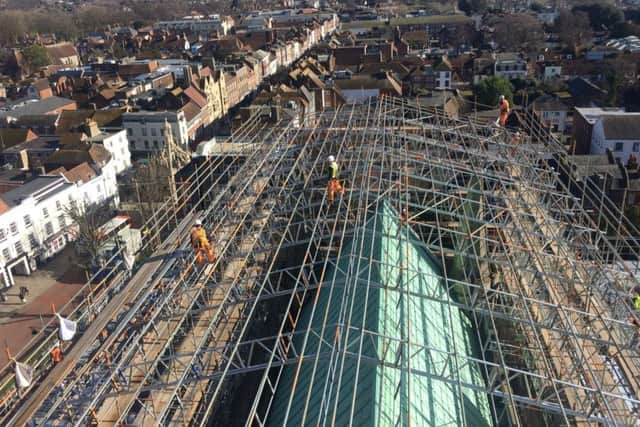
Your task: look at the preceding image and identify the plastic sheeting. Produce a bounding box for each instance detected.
[15,362,33,388]
[123,251,135,271]
[56,314,77,342]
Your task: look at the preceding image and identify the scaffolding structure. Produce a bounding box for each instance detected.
[3,96,640,426]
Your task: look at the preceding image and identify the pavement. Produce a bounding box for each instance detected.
[0,247,85,368]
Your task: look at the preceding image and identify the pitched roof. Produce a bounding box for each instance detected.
[56,109,123,133]
[45,43,78,61]
[0,97,76,119]
[180,101,202,122]
[532,94,569,112]
[15,114,60,128]
[266,201,492,426]
[60,162,98,184]
[2,176,71,206]
[44,143,111,170]
[601,116,640,140]
[0,128,38,149]
[183,85,208,109]
[32,78,51,91]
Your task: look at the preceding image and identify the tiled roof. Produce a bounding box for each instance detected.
[60,162,98,183]
[184,85,208,109]
[45,43,78,61]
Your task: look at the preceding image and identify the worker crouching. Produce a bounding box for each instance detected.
[326,155,345,203]
[190,219,215,266]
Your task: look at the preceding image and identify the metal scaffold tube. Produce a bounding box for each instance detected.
[3,97,640,426]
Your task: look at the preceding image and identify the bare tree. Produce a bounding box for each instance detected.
[493,14,544,54]
[64,200,114,271]
[556,10,592,53]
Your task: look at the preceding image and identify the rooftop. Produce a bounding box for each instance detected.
[2,176,71,206]
[0,97,76,119]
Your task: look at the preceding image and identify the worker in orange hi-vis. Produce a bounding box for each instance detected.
[326,155,345,203]
[190,219,215,266]
[50,343,63,363]
[498,95,510,127]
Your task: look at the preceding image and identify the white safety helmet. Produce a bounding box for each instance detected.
[194,219,203,227]
[328,155,335,163]
[499,95,505,101]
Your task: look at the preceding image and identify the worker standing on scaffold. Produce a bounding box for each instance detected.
[190,219,215,266]
[497,95,510,127]
[326,155,345,203]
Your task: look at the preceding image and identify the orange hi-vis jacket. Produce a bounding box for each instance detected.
[190,227,209,249]
[500,98,510,114]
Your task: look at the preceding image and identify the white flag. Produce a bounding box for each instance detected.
[123,251,135,271]
[15,362,33,388]
[56,313,77,341]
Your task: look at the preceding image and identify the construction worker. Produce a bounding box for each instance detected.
[190,219,215,266]
[512,131,521,144]
[326,155,345,203]
[50,343,63,363]
[498,95,510,127]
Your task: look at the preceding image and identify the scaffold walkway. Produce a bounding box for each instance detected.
[2,96,640,426]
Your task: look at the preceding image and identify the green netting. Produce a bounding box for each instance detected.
[267,201,492,427]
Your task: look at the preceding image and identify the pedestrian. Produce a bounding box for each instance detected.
[19,286,29,304]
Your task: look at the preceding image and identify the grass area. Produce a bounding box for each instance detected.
[341,14,471,29]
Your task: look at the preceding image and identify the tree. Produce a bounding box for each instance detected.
[573,3,623,31]
[623,84,640,112]
[610,21,640,38]
[458,0,487,14]
[493,14,544,53]
[65,201,114,272]
[474,76,514,107]
[21,45,50,74]
[0,11,26,44]
[555,10,592,52]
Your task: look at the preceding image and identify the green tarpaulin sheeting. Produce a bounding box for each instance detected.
[267,201,492,427]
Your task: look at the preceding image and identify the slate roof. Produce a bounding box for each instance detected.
[0,128,37,149]
[2,176,71,206]
[601,116,640,140]
[0,97,76,119]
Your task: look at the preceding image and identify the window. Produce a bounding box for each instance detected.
[127,128,132,136]
[45,222,54,236]
[2,248,10,261]
[43,207,49,218]
[24,215,32,227]
[615,142,624,152]
[153,141,159,149]
[9,222,17,235]
[58,215,66,228]
[633,142,640,152]
[0,229,6,242]
[14,242,23,256]
[141,128,147,137]
[144,141,150,149]
[28,234,37,249]
[151,128,157,137]
[56,200,62,210]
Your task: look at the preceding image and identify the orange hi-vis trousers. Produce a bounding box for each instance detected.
[195,240,215,265]
[327,178,344,203]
